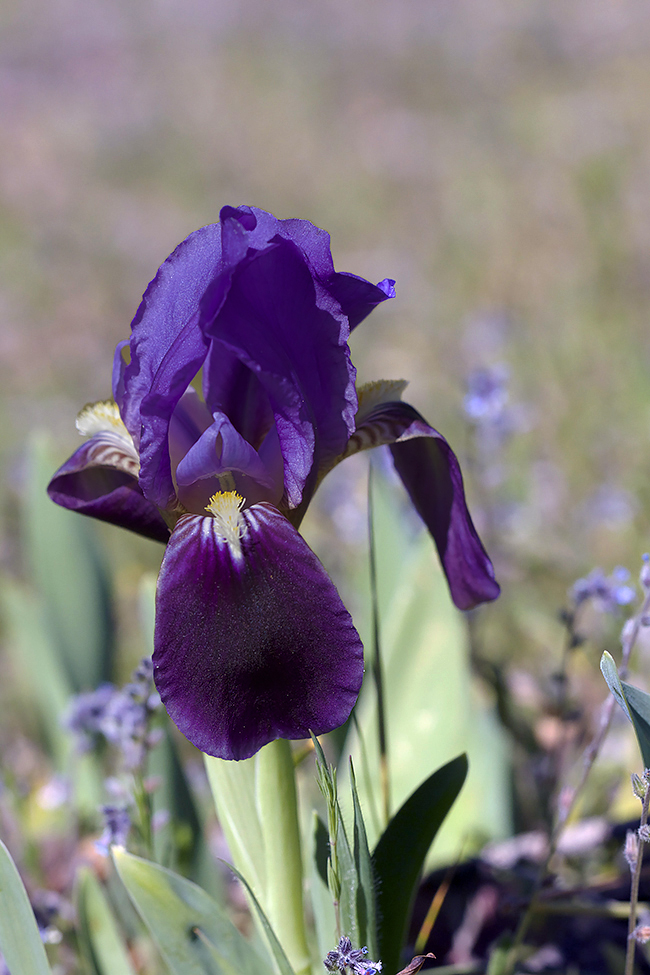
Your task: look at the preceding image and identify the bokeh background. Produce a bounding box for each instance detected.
[4,0,650,579]
[4,0,650,865]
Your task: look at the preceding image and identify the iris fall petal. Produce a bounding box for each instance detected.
[153,502,364,760]
[348,399,500,610]
[47,437,170,543]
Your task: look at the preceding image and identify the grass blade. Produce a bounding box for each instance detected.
[372,754,468,975]
[76,867,137,975]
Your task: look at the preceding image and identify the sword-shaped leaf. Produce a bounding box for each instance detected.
[372,754,468,975]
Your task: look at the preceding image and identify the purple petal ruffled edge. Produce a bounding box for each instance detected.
[48,440,170,544]
[153,502,364,760]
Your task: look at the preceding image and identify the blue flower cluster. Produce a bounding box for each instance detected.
[569,566,636,614]
[63,658,162,769]
[324,937,382,974]
[463,364,511,427]
[462,363,527,502]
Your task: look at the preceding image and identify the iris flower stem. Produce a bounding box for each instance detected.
[132,771,154,860]
[367,459,390,826]
[256,738,311,975]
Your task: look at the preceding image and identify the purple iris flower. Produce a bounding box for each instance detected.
[48,205,499,761]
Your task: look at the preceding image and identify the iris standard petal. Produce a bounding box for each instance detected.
[237,207,395,328]
[123,224,228,507]
[205,235,357,507]
[252,205,395,327]
[325,273,396,330]
[47,437,170,543]
[346,400,500,610]
[202,343,274,448]
[153,501,364,760]
[120,207,393,514]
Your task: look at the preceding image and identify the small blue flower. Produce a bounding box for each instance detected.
[32,891,63,945]
[463,365,510,424]
[96,804,131,855]
[62,683,116,752]
[99,659,161,769]
[324,937,382,974]
[570,566,636,614]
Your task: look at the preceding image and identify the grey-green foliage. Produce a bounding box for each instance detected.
[310,813,338,961]
[1,578,72,765]
[225,863,296,975]
[0,839,53,975]
[343,465,510,864]
[204,755,266,900]
[1,577,103,812]
[312,737,378,956]
[601,650,650,769]
[349,762,378,959]
[113,848,277,975]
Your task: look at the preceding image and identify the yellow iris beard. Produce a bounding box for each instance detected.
[205,491,245,553]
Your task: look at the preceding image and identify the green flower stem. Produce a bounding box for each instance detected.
[368,460,390,825]
[205,753,266,895]
[256,738,311,975]
[132,771,154,860]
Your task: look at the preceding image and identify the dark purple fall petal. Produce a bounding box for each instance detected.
[350,400,500,610]
[153,503,364,760]
[47,439,170,543]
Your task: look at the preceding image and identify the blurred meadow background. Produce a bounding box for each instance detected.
[5,0,650,969]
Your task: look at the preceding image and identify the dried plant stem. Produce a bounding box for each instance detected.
[625,785,650,975]
[503,588,650,975]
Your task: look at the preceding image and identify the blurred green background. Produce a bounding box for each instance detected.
[3,0,650,844]
[3,0,650,582]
